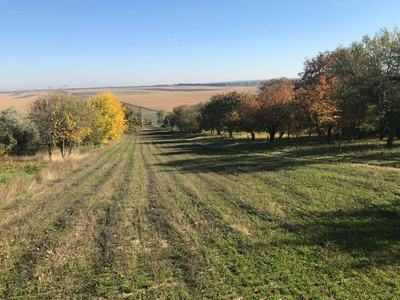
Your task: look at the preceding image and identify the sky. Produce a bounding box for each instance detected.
[0,0,399,91]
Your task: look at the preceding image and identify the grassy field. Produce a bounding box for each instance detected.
[0,129,399,299]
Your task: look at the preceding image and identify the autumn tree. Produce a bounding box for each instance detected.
[294,51,339,143]
[239,94,262,141]
[257,78,295,142]
[52,94,95,157]
[87,93,127,144]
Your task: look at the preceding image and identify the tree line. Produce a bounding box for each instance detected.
[0,90,129,159]
[164,28,400,148]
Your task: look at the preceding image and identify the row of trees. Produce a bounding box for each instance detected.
[167,28,400,148]
[0,91,127,158]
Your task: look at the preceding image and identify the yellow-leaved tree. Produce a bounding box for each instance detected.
[86,93,127,144]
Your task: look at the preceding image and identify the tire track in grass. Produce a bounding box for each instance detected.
[143,136,235,235]
[141,135,257,298]
[98,136,136,268]
[29,135,136,299]
[139,136,197,295]
[0,141,120,213]
[59,135,137,298]
[143,133,269,298]
[0,138,132,299]
[0,139,127,233]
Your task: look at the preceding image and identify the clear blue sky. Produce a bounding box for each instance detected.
[0,0,399,91]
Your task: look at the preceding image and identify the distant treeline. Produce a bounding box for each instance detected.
[173,80,268,87]
[163,28,400,148]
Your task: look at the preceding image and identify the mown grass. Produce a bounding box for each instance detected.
[0,144,113,200]
[0,129,399,299]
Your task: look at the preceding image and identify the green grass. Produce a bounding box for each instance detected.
[1,130,399,299]
[125,104,159,125]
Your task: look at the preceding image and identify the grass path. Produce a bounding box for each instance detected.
[1,129,399,299]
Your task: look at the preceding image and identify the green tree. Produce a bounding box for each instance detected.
[157,109,167,125]
[30,93,58,159]
[122,103,141,127]
[0,106,39,154]
[332,28,400,148]
[202,92,245,138]
[171,104,201,134]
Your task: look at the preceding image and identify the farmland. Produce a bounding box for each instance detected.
[0,129,399,299]
[0,86,258,113]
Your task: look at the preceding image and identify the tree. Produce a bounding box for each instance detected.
[295,52,339,144]
[52,95,95,157]
[157,110,167,125]
[239,94,262,141]
[258,78,295,142]
[333,28,400,148]
[87,93,127,144]
[202,91,245,138]
[171,104,201,134]
[0,106,39,154]
[30,93,58,159]
[122,103,141,128]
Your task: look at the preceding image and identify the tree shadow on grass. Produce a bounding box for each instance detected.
[142,130,400,268]
[280,200,400,268]
[140,131,329,174]
[142,130,400,171]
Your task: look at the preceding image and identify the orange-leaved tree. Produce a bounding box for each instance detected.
[257,78,295,142]
[294,51,339,143]
[239,93,262,141]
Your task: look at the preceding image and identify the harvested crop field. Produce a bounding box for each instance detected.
[0,86,258,112]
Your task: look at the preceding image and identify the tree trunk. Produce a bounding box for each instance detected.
[347,126,352,143]
[337,128,342,150]
[279,131,284,138]
[217,129,221,136]
[379,119,386,141]
[47,143,52,161]
[386,109,397,149]
[229,130,233,138]
[68,142,73,155]
[327,125,333,144]
[60,139,66,158]
[308,127,312,141]
[250,132,255,141]
[269,129,276,143]
[316,123,323,144]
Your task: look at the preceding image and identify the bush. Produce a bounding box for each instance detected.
[0,106,39,154]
